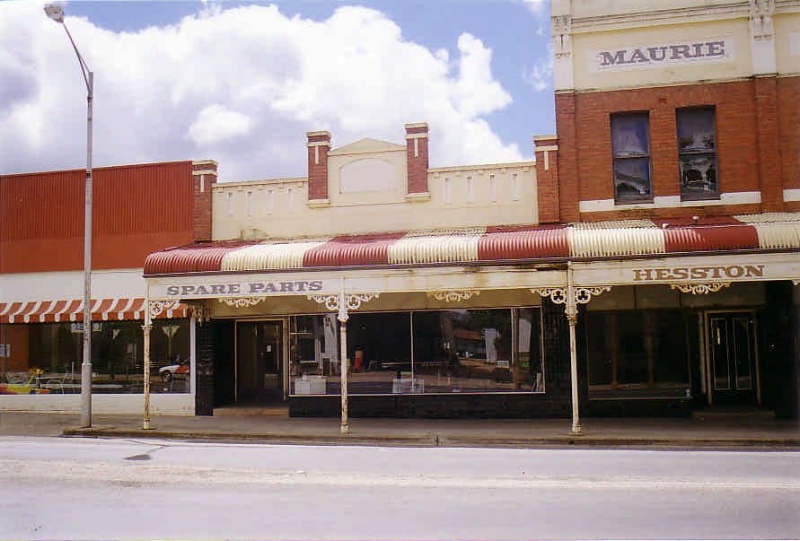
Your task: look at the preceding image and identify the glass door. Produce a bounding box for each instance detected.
[236,320,284,404]
[707,312,757,406]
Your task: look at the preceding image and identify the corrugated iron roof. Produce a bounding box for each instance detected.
[142,213,800,276]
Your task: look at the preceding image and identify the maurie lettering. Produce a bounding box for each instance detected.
[596,40,727,70]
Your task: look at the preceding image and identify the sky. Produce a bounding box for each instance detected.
[0,0,554,182]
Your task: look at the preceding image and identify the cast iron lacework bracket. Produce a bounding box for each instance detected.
[669,282,730,294]
[218,297,266,308]
[148,299,181,318]
[184,300,211,324]
[308,293,379,323]
[426,290,481,302]
[531,286,611,306]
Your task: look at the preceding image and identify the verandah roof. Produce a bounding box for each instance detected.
[143,213,800,277]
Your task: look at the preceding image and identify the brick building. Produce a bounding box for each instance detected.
[3,0,799,428]
[0,160,215,414]
[534,0,800,422]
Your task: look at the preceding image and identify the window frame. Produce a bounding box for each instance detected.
[677,106,719,201]
[611,111,653,204]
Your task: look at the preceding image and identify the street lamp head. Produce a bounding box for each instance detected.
[44,4,65,24]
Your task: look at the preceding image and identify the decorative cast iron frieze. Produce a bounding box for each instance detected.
[670,282,731,295]
[148,299,182,318]
[184,300,211,324]
[426,290,481,302]
[218,297,266,308]
[532,286,611,305]
[308,292,379,322]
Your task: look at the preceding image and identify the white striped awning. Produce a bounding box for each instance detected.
[0,298,189,324]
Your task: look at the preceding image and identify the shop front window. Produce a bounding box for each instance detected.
[0,319,191,395]
[586,310,690,398]
[289,308,543,396]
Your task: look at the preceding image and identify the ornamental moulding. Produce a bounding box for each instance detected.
[531,286,611,305]
[218,297,266,308]
[148,299,182,318]
[426,290,481,302]
[670,282,731,295]
[308,293,379,313]
[184,300,211,324]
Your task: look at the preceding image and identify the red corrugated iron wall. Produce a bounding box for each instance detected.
[0,161,195,273]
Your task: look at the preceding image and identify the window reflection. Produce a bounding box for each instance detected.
[0,319,191,395]
[587,310,690,398]
[289,308,543,396]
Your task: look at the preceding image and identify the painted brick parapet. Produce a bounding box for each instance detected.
[405,123,430,195]
[193,160,218,242]
[534,135,560,223]
[307,131,331,203]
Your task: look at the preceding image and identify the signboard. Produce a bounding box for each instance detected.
[591,37,734,72]
[163,279,325,298]
[632,264,764,282]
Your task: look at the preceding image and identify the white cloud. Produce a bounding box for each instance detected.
[523,45,553,92]
[0,1,523,181]
[187,104,254,146]
[522,0,548,15]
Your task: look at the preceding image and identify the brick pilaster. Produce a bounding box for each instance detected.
[405,123,430,195]
[192,160,218,242]
[755,77,782,211]
[534,135,560,223]
[555,92,580,222]
[307,131,331,202]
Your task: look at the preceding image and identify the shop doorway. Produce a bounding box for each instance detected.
[707,311,758,406]
[236,320,285,404]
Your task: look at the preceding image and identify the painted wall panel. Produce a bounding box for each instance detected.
[1,161,196,274]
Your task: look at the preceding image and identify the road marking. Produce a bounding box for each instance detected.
[1,459,798,491]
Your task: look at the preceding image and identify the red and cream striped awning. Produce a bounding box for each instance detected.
[143,213,800,276]
[0,298,189,324]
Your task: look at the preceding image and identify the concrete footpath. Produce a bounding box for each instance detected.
[1,410,799,449]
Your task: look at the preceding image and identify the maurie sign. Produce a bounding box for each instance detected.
[592,38,733,72]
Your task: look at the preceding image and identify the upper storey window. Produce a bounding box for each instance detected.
[677,107,718,200]
[611,113,652,203]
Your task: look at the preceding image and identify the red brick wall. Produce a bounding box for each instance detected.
[779,77,799,192]
[555,92,580,222]
[535,136,560,223]
[307,132,331,201]
[557,79,792,221]
[406,124,430,194]
[193,161,217,242]
[755,77,782,211]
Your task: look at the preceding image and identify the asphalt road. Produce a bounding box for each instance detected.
[1,436,798,540]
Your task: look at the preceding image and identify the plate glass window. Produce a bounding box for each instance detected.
[677,107,718,200]
[611,113,652,203]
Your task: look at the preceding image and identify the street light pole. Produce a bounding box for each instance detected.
[45,4,94,428]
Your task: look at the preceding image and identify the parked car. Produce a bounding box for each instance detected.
[159,358,189,382]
